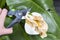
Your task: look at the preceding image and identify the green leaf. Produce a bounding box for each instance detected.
[5,0,60,40]
[0,36,10,40]
[0,0,6,8]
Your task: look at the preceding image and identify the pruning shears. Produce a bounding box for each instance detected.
[7,8,31,28]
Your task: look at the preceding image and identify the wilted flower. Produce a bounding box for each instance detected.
[25,12,48,38]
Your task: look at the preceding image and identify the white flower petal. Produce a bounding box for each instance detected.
[24,12,48,38]
[25,23,39,35]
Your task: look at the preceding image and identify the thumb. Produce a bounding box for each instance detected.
[3,28,13,35]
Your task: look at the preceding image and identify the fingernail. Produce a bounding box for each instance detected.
[2,9,7,13]
[0,8,1,10]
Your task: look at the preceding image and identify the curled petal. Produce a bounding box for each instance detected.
[25,12,48,38]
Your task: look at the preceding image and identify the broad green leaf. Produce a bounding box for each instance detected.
[0,36,10,40]
[1,0,59,40]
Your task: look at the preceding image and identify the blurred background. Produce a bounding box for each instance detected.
[54,0,60,15]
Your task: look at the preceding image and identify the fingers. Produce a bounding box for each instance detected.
[0,8,2,15]
[3,28,13,35]
[0,27,13,35]
[0,9,8,20]
[0,8,13,35]
[0,9,8,24]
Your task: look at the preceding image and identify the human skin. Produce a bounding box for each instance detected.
[0,8,13,35]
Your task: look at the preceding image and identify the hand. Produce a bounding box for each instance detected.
[0,8,13,35]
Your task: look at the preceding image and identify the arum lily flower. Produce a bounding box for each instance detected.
[25,12,48,38]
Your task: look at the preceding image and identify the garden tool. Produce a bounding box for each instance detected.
[7,8,31,28]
